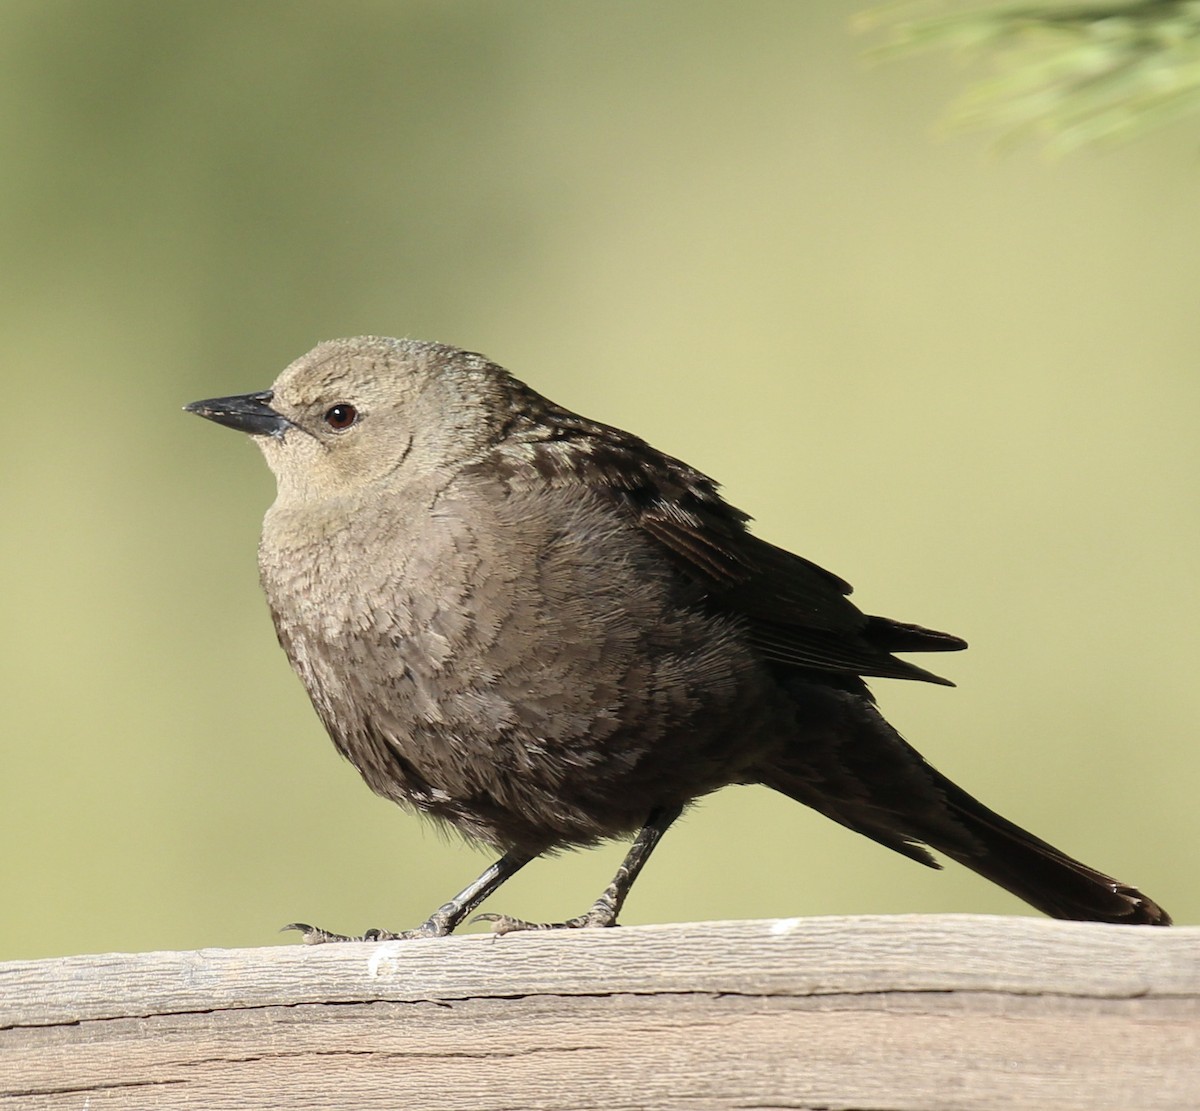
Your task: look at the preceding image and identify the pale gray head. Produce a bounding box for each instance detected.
[185,337,514,501]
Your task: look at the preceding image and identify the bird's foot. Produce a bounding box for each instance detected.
[473,901,619,935]
[282,917,453,945]
[283,922,356,944]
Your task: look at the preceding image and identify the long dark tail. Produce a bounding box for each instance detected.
[928,773,1169,925]
[762,683,1170,926]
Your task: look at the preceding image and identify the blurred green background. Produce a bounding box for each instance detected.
[1,1,1194,961]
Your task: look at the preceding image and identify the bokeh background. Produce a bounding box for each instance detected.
[1,2,1195,961]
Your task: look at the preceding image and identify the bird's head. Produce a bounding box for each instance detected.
[185,336,515,502]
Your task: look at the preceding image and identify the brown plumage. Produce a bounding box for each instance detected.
[186,336,1169,938]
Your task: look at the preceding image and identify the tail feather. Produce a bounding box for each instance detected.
[762,683,1169,926]
[933,776,1170,926]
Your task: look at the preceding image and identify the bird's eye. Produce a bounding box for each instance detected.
[324,403,358,431]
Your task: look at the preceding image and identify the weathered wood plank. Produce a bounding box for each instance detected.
[2,916,1197,1110]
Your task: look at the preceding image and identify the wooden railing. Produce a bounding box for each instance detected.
[3,915,1197,1109]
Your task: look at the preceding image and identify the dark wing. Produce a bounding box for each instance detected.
[640,500,965,685]
[491,375,967,686]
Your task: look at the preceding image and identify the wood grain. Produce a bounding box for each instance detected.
[3,916,1197,1110]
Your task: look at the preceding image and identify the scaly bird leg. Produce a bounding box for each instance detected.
[285,848,536,943]
[475,805,683,934]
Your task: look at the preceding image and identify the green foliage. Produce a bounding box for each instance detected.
[860,1,1200,150]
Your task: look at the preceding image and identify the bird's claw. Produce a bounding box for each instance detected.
[471,909,617,935]
[282,920,451,944]
[282,922,361,944]
[282,922,407,944]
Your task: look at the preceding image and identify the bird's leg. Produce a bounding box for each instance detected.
[285,848,535,944]
[475,805,683,934]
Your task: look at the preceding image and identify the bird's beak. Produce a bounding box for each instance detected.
[184,390,292,437]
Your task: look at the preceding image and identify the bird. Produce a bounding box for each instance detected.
[185,336,1169,939]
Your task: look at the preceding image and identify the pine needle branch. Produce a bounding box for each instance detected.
[857,0,1200,151]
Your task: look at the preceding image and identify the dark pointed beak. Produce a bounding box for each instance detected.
[184,390,292,437]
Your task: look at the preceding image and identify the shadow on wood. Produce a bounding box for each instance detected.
[2,915,1197,1110]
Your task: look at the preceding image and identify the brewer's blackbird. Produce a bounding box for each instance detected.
[186,336,1169,938]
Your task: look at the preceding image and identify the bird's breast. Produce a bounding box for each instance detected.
[257,477,790,847]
